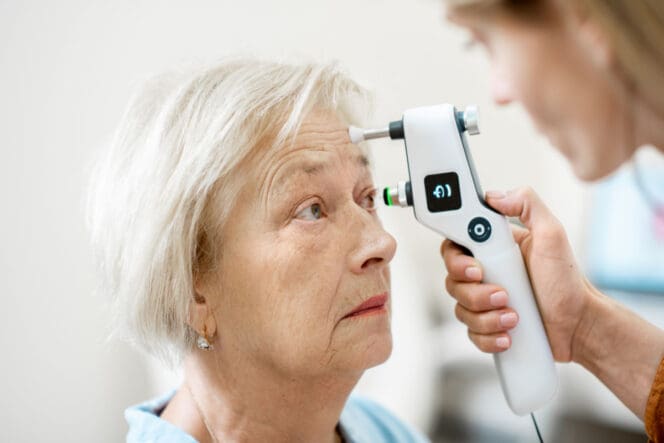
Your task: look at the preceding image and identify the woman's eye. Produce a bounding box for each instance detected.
[361,190,377,211]
[295,202,323,221]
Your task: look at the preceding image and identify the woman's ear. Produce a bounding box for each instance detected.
[188,279,218,339]
[576,17,614,70]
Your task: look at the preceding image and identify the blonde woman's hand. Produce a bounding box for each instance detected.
[441,187,593,362]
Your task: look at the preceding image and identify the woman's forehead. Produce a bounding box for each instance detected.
[267,142,370,195]
[292,109,351,148]
[269,110,367,174]
[239,109,370,200]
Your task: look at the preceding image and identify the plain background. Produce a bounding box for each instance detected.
[0,0,643,441]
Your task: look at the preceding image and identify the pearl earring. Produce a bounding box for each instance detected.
[196,325,214,350]
[197,335,212,350]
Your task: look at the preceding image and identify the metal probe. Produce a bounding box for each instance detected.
[349,120,405,144]
[349,126,390,144]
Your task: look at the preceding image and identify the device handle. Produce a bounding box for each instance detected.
[474,243,558,415]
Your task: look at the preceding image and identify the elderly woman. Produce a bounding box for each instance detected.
[88,59,428,442]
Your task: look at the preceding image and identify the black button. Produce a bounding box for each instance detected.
[468,217,492,242]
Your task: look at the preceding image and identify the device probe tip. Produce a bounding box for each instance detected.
[348,126,366,144]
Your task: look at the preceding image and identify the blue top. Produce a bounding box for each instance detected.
[125,390,430,443]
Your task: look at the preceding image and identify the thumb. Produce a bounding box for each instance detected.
[484,187,557,232]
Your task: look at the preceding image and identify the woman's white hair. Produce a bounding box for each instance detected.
[87,57,370,366]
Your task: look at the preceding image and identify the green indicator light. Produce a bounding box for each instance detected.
[383,187,393,206]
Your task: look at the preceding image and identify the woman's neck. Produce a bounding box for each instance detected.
[634,96,664,153]
[164,352,360,443]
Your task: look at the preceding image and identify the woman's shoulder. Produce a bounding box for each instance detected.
[125,391,197,443]
[340,394,430,443]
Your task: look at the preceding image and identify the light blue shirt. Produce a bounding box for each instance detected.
[125,390,430,443]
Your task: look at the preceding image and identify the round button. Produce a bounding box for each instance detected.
[468,217,492,243]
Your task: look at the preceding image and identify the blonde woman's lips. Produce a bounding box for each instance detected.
[342,293,388,319]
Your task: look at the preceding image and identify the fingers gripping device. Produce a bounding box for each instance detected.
[350,104,557,415]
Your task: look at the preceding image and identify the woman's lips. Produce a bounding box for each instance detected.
[343,293,388,319]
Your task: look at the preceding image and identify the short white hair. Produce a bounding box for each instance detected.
[87,58,370,365]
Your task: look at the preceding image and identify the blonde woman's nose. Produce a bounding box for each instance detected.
[490,67,514,106]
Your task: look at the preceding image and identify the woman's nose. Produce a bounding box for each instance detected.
[490,67,514,106]
[348,216,397,275]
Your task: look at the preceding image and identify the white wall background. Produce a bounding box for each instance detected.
[0,1,605,442]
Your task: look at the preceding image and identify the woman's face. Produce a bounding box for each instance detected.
[205,109,396,379]
[448,4,634,181]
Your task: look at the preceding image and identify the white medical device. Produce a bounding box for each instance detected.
[350,104,557,415]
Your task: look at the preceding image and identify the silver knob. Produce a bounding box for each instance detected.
[463,105,480,135]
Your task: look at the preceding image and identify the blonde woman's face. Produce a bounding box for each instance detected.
[208,110,396,378]
[448,6,634,181]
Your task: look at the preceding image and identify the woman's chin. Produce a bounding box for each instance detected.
[343,329,393,372]
[362,334,393,369]
[555,133,629,182]
[571,155,622,182]
[323,312,394,372]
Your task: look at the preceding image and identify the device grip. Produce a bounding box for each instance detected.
[475,244,558,415]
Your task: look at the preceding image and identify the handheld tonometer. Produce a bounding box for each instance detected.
[350,104,557,415]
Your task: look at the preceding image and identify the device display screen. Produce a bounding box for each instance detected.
[424,172,462,212]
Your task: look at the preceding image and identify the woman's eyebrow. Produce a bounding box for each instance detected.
[273,154,369,190]
[357,154,370,168]
[274,160,329,190]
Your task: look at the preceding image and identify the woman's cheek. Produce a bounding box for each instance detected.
[284,220,334,252]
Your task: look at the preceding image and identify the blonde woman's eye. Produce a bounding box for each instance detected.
[463,37,479,51]
[295,203,323,221]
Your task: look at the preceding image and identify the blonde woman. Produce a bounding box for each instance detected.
[439,0,664,441]
[88,60,428,443]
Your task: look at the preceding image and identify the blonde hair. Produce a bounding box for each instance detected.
[87,58,369,365]
[575,0,664,115]
[445,0,664,115]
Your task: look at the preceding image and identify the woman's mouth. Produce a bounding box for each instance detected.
[343,293,388,319]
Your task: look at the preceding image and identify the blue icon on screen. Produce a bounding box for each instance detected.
[433,184,452,199]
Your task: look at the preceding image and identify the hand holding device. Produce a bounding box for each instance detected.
[442,187,592,364]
